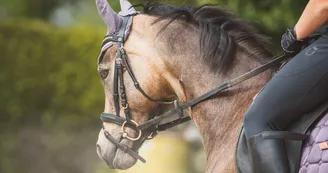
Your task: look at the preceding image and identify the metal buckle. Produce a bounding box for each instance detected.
[123,103,129,110]
[116,57,122,64]
[121,120,142,141]
[146,131,158,140]
[174,100,184,118]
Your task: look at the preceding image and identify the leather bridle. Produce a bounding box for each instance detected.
[98,16,189,163]
[97,15,289,163]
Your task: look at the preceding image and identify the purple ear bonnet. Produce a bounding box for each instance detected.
[95,0,137,34]
[118,0,137,16]
[96,0,138,60]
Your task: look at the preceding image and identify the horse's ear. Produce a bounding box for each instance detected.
[95,0,122,34]
[119,0,137,16]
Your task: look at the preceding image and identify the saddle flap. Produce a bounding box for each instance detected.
[235,100,328,173]
[235,128,252,173]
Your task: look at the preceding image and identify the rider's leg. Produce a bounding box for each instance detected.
[243,33,328,173]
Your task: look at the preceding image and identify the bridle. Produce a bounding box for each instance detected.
[97,15,289,163]
[98,16,189,162]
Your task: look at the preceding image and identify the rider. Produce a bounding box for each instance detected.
[243,0,328,173]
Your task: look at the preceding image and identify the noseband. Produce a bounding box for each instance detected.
[97,15,289,163]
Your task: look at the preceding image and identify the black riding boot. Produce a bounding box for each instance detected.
[247,132,290,173]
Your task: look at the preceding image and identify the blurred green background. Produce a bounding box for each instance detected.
[0,0,307,173]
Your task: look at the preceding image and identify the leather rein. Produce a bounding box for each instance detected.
[98,15,289,163]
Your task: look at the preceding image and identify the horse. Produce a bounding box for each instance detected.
[94,0,328,172]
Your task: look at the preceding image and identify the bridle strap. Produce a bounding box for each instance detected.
[157,116,191,131]
[120,48,174,105]
[137,54,289,131]
[113,17,129,118]
[113,53,120,117]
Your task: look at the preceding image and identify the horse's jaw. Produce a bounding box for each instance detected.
[96,128,138,170]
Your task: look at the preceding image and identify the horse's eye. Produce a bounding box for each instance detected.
[99,70,109,79]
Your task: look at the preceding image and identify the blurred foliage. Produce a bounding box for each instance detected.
[2,0,78,19]
[0,0,307,49]
[0,19,104,130]
[0,19,106,173]
[202,0,307,29]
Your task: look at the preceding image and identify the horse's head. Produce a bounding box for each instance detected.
[95,0,189,169]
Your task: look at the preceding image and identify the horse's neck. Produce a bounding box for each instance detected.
[135,14,273,172]
[191,90,253,173]
[180,54,272,173]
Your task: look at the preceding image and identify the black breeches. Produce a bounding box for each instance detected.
[243,34,328,139]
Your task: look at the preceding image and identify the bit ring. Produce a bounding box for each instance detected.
[121,120,142,141]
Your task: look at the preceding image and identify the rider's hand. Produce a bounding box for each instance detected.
[281,28,306,56]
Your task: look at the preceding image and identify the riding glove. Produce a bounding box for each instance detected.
[281,28,306,56]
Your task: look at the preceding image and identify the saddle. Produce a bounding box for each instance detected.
[235,100,328,173]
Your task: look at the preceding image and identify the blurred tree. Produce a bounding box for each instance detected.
[0,19,105,173]
[2,0,308,50]
[0,19,105,129]
[2,0,78,19]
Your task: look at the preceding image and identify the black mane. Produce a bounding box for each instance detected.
[138,2,272,72]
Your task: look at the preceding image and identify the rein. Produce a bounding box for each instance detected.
[98,15,290,163]
[137,54,289,131]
